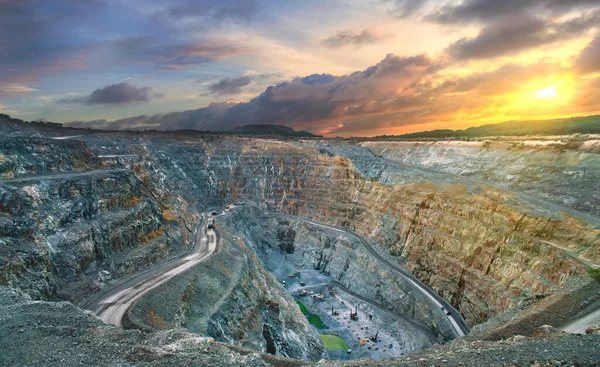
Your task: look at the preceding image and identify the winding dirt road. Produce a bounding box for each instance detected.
[1,169,129,183]
[562,308,600,334]
[82,212,218,327]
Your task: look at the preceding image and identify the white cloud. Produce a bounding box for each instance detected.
[0,84,37,97]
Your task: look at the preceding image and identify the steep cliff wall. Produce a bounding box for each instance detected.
[0,137,102,179]
[220,206,451,348]
[362,140,600,217]
[1,131,599,364]
[127,222,327,361]
[6,134,596,332]
[128,137,599,327]
[0,286,284,367]
[4,284,599,367]
[0,138,196,303]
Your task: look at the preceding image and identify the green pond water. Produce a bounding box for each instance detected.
[320,334,349,351]
[296,301,348,351]
[296,301,328,329]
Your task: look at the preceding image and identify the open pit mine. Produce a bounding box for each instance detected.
[1,115,600,366]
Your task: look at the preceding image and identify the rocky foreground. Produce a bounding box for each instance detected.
[0,287,281,367]
[2,286,600,367]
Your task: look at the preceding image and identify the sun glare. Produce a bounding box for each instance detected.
[538,86,559,99]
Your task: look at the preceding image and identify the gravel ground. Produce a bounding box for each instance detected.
[317,335,600,367]
[0,287,285,367]
[2,267,600,367]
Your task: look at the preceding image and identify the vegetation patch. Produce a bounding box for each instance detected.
[588,268,600,281]
[179,284,195,318]
[320,334,348,351]
[122,196,145,208]
[162,209,178,221]
[142,227,167,242]
[296,301,328,329]
[146,308,174,329]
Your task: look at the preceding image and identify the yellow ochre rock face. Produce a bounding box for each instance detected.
[216,139,599,326]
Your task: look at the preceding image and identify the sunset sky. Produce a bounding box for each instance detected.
[1,0,600,136]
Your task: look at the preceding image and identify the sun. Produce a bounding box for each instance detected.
[537,86,559,99]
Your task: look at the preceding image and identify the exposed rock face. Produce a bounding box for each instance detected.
[6,134,597,329]
[0,137,101,179]
[362,140,600,217]
[114,137,598,327]
[0,138,195,303]
[2,130,600,365]
[586,325,600,334]
[0,286,278,367]
[128,220,327,361]
[3,285,600,367]
[221,206,453,343]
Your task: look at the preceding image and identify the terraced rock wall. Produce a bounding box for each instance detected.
[0,138,196,303]
[362,140,600,217]
[128,222,327,361]
[220,206,454,346]
[0,137,102,179]
[7,135,597,330]
[132,137,599,327]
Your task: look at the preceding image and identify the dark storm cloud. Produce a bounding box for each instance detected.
[62,35,600,136]
[207,76,253,95]
[60,82,161,105]
[66,53,444,132]
[447,11,600,59]
[447,16,551,59]
[0,0,104,80]
[299,74,335,85]
[66,99,240,130]
[429,0,600,24]
[0,0,250,91]
[322,29,388,48]
[574,35,600,74]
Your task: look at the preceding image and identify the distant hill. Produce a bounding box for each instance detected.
[0,113,73,136]
[0,114,321,138]
[230,124,319,137]
[374,115,600,139]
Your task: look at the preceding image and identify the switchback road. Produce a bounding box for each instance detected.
[0,169,129,183]
[82,212,218,327]
[562,307,600,334]
[267,212,470,337]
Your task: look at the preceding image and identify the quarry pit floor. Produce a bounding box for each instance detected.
[224,207,444,361]
[284,269,436,361]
